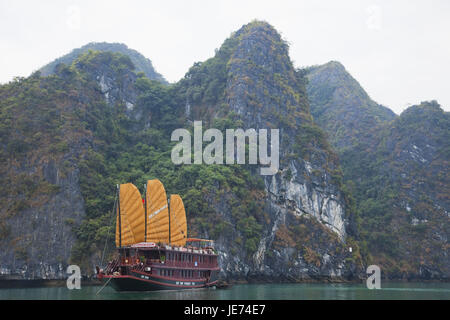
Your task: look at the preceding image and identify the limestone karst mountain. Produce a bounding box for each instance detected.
[39,42,167,84]
[307,62,449,279]
[0,21,447,281]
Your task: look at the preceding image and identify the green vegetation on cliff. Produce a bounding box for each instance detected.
[307,58,449,279]
[39,42,167,84]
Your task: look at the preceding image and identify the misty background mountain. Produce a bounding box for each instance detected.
[0,21,448,281]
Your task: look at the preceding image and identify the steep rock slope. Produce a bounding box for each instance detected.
[340,101,449,279]
[175,21,362,280]
[307,61,396,149]
[0,52,150,278]
[306,62,449,278]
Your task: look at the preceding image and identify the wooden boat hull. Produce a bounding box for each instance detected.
[102,270,219,292]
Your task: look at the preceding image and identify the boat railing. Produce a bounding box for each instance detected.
[120,256,141,265]
[159,260,217,269]
[105,258,120,274]
[132,263,145,273]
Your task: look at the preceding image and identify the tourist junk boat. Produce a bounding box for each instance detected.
[97,179,220,291]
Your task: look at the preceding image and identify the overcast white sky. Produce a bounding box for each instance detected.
[1,0,449,114]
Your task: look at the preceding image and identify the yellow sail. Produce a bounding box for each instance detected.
[145,179,170,244]
[169,194,188,246]
[115,183,145,247]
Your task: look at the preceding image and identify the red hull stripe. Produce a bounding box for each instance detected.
[132,269,220,281]
[103,274,218,289]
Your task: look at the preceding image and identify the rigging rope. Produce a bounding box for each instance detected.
[100,190,118,267]
[96,276,113,296]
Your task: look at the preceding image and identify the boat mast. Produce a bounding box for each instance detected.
[168,197,171,245]
[144,183,147,242]
[117,184,122,248]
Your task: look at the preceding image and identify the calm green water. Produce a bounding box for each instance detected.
[0,282,449,300]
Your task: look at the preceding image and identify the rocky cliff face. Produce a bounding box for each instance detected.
[0,161,85,279]
[227,23,347,239]
[0,70,95,279]
[0,51,143,279]
[176,21,361,281]
[307,60,449,279]
[352,101,449,279]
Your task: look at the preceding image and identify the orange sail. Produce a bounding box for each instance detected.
[115,183,145,247]
[169,194,188,246]
[145,179,170,244]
